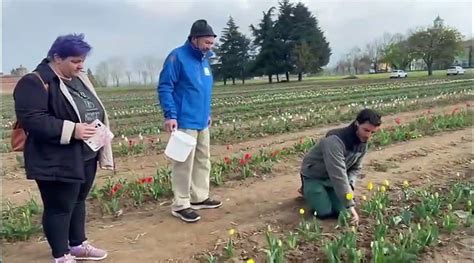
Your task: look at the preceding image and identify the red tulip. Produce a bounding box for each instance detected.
[110,183,123,195]
[145,176,154,183]
[138,177,152,184]
[271,150,280,157]
[244,153,252,160]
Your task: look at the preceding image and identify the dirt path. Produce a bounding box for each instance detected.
[3,127,473,262]
[1,102,471,207]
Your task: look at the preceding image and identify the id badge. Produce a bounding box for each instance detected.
[203,67,211,76]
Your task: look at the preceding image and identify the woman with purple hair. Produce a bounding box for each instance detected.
[13,34,113,263]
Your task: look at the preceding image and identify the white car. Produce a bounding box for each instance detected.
[446,66,465,75]
[390,70,408,78]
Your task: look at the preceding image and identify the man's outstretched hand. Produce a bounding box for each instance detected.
[349,206,360,225]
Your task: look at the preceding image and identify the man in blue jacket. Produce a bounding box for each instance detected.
[157,19,222,223]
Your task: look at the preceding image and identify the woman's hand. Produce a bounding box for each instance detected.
[74,123,97,140]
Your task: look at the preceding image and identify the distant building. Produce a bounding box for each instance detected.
[453,39,473,68]
[10,65,28,76]
[409,59,427,71]
[1,75,21,94]
[433,15,444,28]
[370,62,391,73]
[1,65,27,94]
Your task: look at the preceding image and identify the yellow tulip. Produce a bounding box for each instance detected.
[299,208,305,215]
[403,180,409,188]
[367,182,374,191]
[380,186,386,193]
[384,180,390,187]
[247,259,255,263]
[228,229,235,236]
[346,192,354,200]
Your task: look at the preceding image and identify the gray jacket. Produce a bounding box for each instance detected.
[300,123,367,207]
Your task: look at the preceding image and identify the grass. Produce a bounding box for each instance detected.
[212,68,474,86]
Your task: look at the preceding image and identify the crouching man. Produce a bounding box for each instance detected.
[299,109,382,225]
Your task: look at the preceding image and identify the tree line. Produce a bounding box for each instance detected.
[212,0,331,84]
[90,0,331,86]
[91,2,471,87]
[335,20,470,76]
[89,56,162,87]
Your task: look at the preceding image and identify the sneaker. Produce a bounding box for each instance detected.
[298,187,303,196]
[69,241,108,261]
[172,208,201,223]
[190,198,223,210]
[53,254,76,263]
[313,210,339,220]
[295,188,305,201]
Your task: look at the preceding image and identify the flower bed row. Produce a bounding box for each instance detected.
[205,176,473,262]
[1,109,472,242]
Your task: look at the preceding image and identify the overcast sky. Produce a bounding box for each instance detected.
[2,0,473,75]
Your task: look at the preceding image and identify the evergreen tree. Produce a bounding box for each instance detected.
[217,17,252,85]
[250,7,281,83]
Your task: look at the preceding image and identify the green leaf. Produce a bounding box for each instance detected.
[391,216,403,226]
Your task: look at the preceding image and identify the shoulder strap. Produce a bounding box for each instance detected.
[31,71,49,91]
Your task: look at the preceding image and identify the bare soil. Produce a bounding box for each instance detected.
[3,127,473,262]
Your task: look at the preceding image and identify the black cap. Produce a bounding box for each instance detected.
[189,19,217,38]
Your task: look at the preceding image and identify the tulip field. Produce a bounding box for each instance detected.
[2,74,473,262]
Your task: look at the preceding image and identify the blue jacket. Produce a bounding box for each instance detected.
[157,40,214,130]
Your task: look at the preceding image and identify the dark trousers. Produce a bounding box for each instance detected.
[303,177,344,219]
[36,158,97,258]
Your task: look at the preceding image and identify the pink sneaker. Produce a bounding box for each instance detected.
[53,254,76,263]
[69,241,108,261]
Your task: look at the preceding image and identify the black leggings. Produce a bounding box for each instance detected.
[36,158,97,258]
